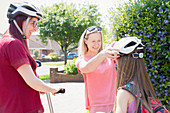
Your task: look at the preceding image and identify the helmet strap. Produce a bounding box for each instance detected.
[132,53,144,58]
[23,17,30,37]
[13,17,31,39]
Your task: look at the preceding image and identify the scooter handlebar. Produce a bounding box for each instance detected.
[55,88,65,94]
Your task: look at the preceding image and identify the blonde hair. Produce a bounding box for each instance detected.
[78,27,103,56]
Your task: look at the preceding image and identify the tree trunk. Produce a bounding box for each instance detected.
[64,47,67,65]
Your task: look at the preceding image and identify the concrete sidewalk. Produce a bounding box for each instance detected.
[40,82,86,113]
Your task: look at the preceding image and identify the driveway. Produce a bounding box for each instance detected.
[37,61,87,113]
[40,82,86,113]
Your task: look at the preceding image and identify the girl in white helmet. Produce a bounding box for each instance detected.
[0,2,62,113]
[113,37,168,113]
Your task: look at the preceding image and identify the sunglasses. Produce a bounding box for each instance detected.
[29,20,38,28]
[84,26,102,38]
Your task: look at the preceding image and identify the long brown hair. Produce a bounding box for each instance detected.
[9,15,37,71]
[114,52,157,112]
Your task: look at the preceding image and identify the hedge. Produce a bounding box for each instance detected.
[109,0,170,109]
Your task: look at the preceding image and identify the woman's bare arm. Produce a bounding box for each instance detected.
[17,64,60,95]
[79,43,119,73]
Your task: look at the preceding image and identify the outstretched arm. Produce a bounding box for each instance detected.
[17,64,61,95]
[79,42,119,73]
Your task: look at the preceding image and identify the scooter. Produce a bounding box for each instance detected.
[36,61,65,113]
[46,88,65,113]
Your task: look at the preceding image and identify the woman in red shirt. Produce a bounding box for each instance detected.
[0,2,61,113]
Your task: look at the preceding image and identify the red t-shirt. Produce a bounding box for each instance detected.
[0,34,44,113]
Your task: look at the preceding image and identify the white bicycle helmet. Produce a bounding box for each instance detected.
[7,2,42,39]
[7,2,42,23]
[113,37,144,58]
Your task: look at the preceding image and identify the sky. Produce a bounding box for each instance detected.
[0,0,129,34]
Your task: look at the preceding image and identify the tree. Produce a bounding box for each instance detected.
[38,3,101,64]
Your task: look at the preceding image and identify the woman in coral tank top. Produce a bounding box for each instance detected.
[75,26,119,113]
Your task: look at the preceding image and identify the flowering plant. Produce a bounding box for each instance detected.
[109,0,170,108]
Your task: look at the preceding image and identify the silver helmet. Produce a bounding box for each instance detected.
[7,2,42,23]
[7,2,42,39]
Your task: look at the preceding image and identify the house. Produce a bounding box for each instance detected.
[0,33,77,59]
[28,35,62,59]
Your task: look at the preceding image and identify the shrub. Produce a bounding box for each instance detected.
[51,56,58,61]
[109,0,170,108]
[34,51,39,59]
[64,58,78,74]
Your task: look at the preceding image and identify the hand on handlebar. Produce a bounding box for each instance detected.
[52,88,65,95]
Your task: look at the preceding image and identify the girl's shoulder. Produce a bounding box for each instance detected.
[118,87,134,98]
[117,88,134,108]
[117,88,132,98]
[118,84,136,104]
[119,82,137,94]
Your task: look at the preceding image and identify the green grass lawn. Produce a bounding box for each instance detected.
[39,61,72,80]
[44,62,64,65]
[38,62,65,80]
[44,61,71,66]
[39,74,50,80]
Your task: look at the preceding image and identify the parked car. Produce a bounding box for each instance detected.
[43,52,58,60]
[48,52,58,59]
[43,55,52,59]
[42,54,46,58]
[67,52,78,58]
